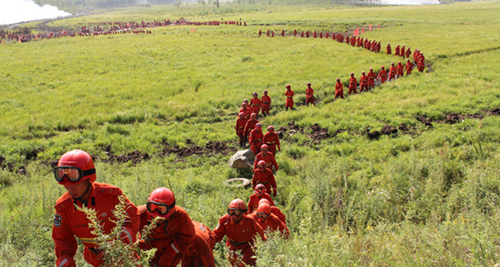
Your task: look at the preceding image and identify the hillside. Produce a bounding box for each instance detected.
[1,1,500,266]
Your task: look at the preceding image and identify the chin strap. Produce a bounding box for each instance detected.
[72,183,93,204]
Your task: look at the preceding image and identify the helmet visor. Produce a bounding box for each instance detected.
[228,209,243,216]
[54,166,95,183]
[146,202,173,215]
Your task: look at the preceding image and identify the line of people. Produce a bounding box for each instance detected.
[52,149,288,267]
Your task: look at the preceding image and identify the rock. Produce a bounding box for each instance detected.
[228,149,254,169]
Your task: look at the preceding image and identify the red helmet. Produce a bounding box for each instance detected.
[336,78,340,82]
[254,183,266,194]
[307,82,311,86]
[370,68,373,71]
[251,113,257,119]
[257,160,267,168]
[362,71,365,74]
[391,62,394,65]
[256,123,262,128]
[258,198,271,206]
[398,61,401,64]
[257,203,271,215]
[147,187,176,218]
[286,84,291,89]
[241,102,247,107]
[267,125,274,132]
[263,90,268,94]
[381,66,385,69]
[350,73,354,76]
[228,198,247,211]
[261,144,269,151]
[407,59,411,62]
[243,99,249,104]
[238,112,245,118]
[253,92,258,96]
[54,149,96,185]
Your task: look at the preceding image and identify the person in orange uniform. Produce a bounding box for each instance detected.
[400,45,406,59]
[259,199,286,224]
[261,90,271,116]
[335,78,344,99]
[417,59,425,72]
[263,125,281,156]
[405,59,413,75]
[244,113,259,146]
[284,84,294,110]
[405,47,411,59]
[359,71,369,92]
[253,144,279,172]
[395,45,400,57]
[213,199,266,267]
[397,61,404,78]
[235,112,247,148]
[250,92,262,116]
[181,221,215,267]
[305,82,315,105]
[248,184,275,213]
[386,43,391,55]
[378,66,388,84]
[252,160,277,197]
[249,123,263,156]
[138,187,196,267]
[348,73,357,95]
[389,63,397,81]
[239,102,251,121]
[252,203,289,238]
[52,149,139,267]
[368,68,376,90]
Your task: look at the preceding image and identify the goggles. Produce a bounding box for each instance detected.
[147,201,175,216]
[228,209,243,216]
[54,166,96,183]
[256,212,269,219]
[254,187,265,194]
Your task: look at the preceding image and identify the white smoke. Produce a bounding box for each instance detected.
[380,0,440,4]
[0,0,72,26]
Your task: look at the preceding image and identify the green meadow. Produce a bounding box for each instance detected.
[2,1,500,266]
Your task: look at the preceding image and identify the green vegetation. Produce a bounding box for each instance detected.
[2,1,500,266]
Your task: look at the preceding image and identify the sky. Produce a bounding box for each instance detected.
[0,0,71,26]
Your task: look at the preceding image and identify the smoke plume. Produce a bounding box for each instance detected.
[0,0,71,26]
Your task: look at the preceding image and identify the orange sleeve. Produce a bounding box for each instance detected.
[252,218,267,241]
[212,216,228,244]
[52,211,78,267]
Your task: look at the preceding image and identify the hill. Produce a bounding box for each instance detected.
[1,1,500,266]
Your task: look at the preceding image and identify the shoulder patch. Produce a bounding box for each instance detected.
[54,214,62,227]
[98,186,122,196]
[55,197,73,212]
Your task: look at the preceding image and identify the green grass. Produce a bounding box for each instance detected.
[2,1,500,266]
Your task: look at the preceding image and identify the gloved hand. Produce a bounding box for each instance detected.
[273,188,277,198]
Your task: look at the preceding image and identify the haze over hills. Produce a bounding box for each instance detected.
[380,0,441,4]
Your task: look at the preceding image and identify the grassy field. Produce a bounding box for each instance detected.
[1,1,500,266]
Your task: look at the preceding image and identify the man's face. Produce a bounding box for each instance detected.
[64,179,90,199]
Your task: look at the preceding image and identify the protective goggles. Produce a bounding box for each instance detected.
[147,201,175,215]
[256,212,270,219]
[228,209,243,216]
[254,187,265,194]
[54,166,95,183]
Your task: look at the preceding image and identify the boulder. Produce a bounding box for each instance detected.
[228,149,254,169]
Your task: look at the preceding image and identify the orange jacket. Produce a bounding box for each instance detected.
[139,205,196,266]
[239,106,251,120]
[52,183,139,267]
[248,193,275,214]
[360,74,368,84]
[271,206,286,224]
[263,132,281,151]
[378,69,387,80]
[386,44,391,54]
[406,62,413,72]
[212,214,266,250]
[244,119,259,136]
[349,77,357,88]
[368,71,376,81]
[235,118,246,134]
[285,89,294,98]
[261,95,271,107]
[252,167,277,195]
[182,221,215,267]
[389,66,397,75]
[306,87,314,98]
[395,45,400,56]
[398,63,404,73]
[249,129,263,145]
[250,97,261,108]
[336,81,344,92]
[253,151,279,171]
[251,212,289,238]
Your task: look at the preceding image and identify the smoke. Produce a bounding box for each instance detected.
[0,0,71,26]
[380,0,440,4]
